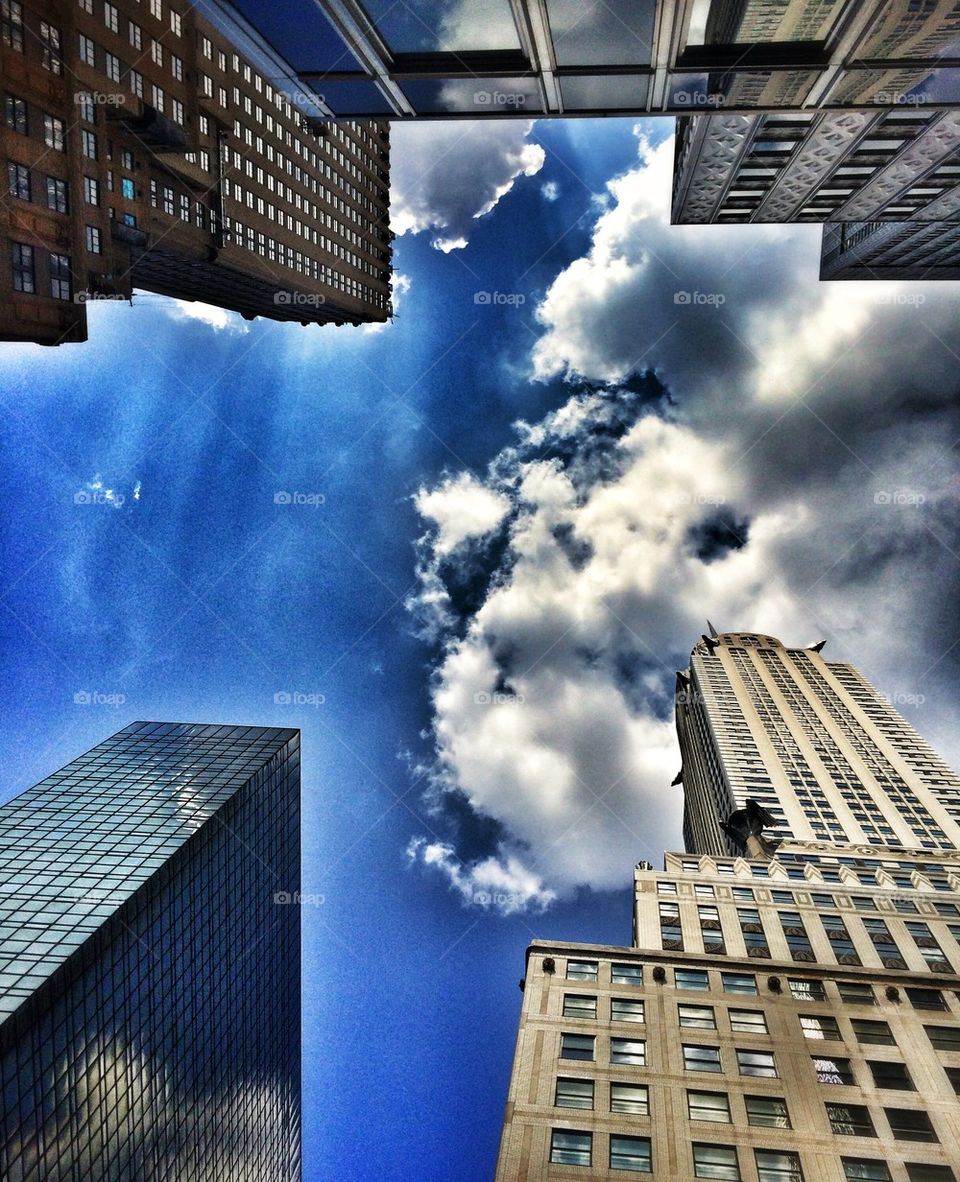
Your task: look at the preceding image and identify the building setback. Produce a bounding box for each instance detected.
[495,632,960,1182]
[0,721,301,1182]
[2,0,392,346]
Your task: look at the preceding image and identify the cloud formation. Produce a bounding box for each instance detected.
[391,121,545,251]
[406,124,960,915]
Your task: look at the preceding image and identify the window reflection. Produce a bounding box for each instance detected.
[546,0,655,67]
[360,0,520,54]
[686,0,847,47]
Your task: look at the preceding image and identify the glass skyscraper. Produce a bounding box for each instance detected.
[0,721,301,1182]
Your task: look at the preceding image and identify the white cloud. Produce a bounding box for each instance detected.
[406,837,555,914]
[163,298,249,334]
[541,181,560,202]
[391,121,545,251]
[414,471,510,556]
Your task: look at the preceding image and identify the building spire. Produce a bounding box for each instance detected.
[706,620,719,638]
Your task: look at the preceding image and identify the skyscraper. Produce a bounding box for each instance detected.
[494,631,960,1182]
[2,0,391,346]
[0,721,301,1182]
[820,221,960,280]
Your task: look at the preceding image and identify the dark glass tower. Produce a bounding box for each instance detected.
[0,721,301,1182]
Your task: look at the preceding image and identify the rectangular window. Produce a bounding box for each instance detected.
[730,1010,768,1034]
[737,1049,777,1077]
[2,0,24,51]
[721,973,757,995]
[7,160,30,201]
[85,225,102,253]
[789,979,826,1002]
[560,1033,595,1062]
[563,995,597,1020]
[611,998,645,1023]
[40,21,62,74]
[679,1005,716,1030]
[612,964,642,986]
[103,2,118,32]
[121,177,135,200]
[905,1166,955,1182]
[826,1103,876,1137]
[756,1151,803,1182]
[867,1061,914,1091]
[693,1144,740,1181]
[611,1038,646,1066]
[46,177,68,213]
[43,115,65,151]
[813,1056,855,1085]
[49,253,71,300]
[79,32,96,65]
[839,982,875,1005]
[684,1045,721,1073]
[4,94,27,134]
[105,52,121,82]
[907,988,945,1011]
[801,1016,842,1041]
[610,1135,651,1173]
[566,960,598,981]
[550,1130,591,1167]
[676,969,710,991]
[925,1025,960,1052]
[746,1096,790,1128]
[688,1091,731,1123]
[884,1108,937,1142]
[732,887,754,901]
[842,1162,891,1182]
[81,129,97,160]
[83,176,100,206]
[129,21,142,49]
[611,1082,649,1115]
[853,1020,895,1046]
[10,242,34,293]
[554,1077,594,1110]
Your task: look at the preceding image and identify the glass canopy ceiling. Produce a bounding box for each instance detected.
[206,0,960,119]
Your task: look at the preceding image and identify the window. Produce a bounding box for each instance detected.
[789,979,826,1002]
[85,225,101,253]
[907,988,946,1011]
[721,973,757,995]
[560,1033,595,1061]
[104,2,118,32]
[800,1016,841,1041]
[611,1038,646,1066]
[884,1108,937,1142]
[121,177,135,201]
[925,1025,960,1052]
[46,177,68,213]
[688,1091,731,1123]
[660,902,684,950]
[567,960,598,981]
[867,1061,914,1090]
[555,1077,594,1110]
[853,897,877,910]
[612,998,645,1023]
[826,1103,876,1137]
[746,1096,790,1128]
[772,891,794,903]
[129,21,142,49]
[2,0,24,50]
[737,1049,777,1077]
[612,964,642,986]
[839,982,875,1005]
[10,242,34,293]
[695,885,716,898]
[563,995,597,1020]
[732,887,755,901]
[79,32,95,65]
[7,160,30,201]
[49,253,71,300]
[842,1161,891,1182]
[40,21,62,74]
[853,1020,895,1046]
[693,1144,740,1181]
[610,1135,652,1173]
[944,1066,960,1094]
[755,1150,803,1182]
[611,1082,649,1115]
[677,969,710,991]
[730,1010,768,1034]
[83,176,99,206]
[684,1045,722,1073]
[657,881,677,895]
[550,1129,591,1166]
[905,1169,954,1182]
[4,94,27,134]
[679,1005,716,1030]
[812,1055,854,1085]
[81,130,97,160]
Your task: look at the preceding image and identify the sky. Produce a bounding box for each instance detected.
[2,115,960,1181]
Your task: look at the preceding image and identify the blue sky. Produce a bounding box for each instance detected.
[2,116,960,1180]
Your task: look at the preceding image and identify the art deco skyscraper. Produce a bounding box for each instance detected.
[495,632,960,1182]
[0,721,301,1182]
